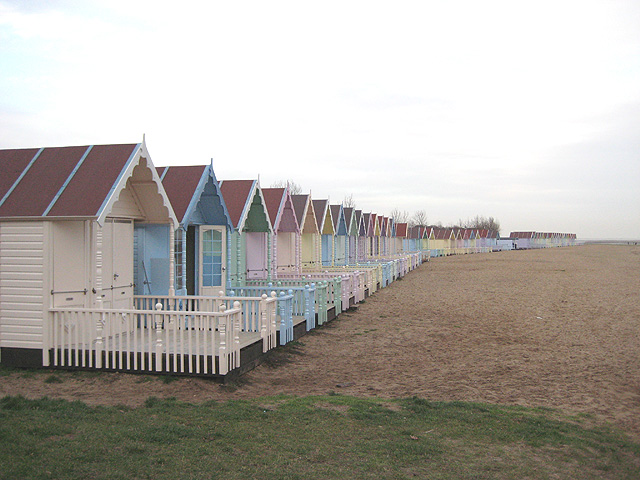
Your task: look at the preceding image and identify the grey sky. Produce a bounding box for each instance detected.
[1,0,639,238]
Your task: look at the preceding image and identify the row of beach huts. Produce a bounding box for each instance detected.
[0,141,577,379]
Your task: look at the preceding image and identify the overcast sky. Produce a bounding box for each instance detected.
[1,1,639,239]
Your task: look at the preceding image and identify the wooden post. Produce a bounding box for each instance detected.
[218,304,227,375]
[168,225,175,297]
[181,227,187,293]
[236,231,242,286]
[233,300,241,369]
[267,232,273,282]
[260,293,268,351]
[226,229,232,291]
[95,223,103,369]
[154,303,163,372]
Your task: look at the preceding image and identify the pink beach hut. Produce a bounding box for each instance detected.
[261,187,301,278]
[219,180,273,286]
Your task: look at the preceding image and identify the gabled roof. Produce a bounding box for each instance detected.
[291,194,319,235]
[158,164,232,229]
[363,213,374,237]
[371,214,379,236]
[356,210,366,236]
[396,223,408,238]
[380,216,388,237]
[261,187,299,233]
[330,204,346,235]
[219,179,272,233]
[0,142,176,226]
[343,207,357,236]
[291,194,307,227]
[510,231,534,239]
[409,225,421,239]
[312,199,335,235]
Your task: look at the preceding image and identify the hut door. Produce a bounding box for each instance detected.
[51,221,88,308]
[199,226,226,295]
[101,219,134,309]
[246,232,267,279]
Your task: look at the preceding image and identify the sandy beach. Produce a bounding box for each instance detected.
[2,244,639,439]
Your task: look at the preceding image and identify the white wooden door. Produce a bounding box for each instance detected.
[101,219,134,309]
[51,221,88,308]
[246,232,267,279]
[199,226,226,296]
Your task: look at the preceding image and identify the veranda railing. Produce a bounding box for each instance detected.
[48,302,243,376]
[247,279,332,326]
[227,286,304,345]
[134,293,279,353]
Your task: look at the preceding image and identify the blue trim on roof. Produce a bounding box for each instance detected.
[95,143,141,221]
[0,147,44,209]
[209,163,234,230]
[180,166,208,227]
[42,145,93,216]
[159,166,169,182]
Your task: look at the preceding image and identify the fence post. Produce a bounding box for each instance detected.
[305,284,314,331]
[233,301,241,370]
[95,310,104,369]
[219,304,227,375]
[260,294,268,351]
[154,303,163,372]
[278,291,286,345]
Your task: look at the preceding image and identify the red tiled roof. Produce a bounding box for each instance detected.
[291,194,308,226]
[330,204,342,231]
[312,199,327,231]
[0,144,138,218]
[220,179,254,228]
[0,148,40,201]
[158,165,206,223]
[343,207,354,230]
[261,187,285,227]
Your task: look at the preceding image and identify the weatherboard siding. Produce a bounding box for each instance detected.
[0,221,47,349]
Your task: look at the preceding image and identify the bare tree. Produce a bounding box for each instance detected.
[459,215,501,234]
[411,210,428,227]
[270,179,302,194]
[390,208,410,224]
[343,193,356,208]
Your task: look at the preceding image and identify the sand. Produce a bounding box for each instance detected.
[2,244,639,439]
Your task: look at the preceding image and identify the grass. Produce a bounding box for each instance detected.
[0,394,638,479]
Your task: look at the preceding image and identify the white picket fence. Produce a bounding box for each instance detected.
[47,293,278,376]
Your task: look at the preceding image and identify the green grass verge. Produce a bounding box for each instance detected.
[0,395,638,479]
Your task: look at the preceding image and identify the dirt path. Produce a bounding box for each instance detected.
[2,245,639,439]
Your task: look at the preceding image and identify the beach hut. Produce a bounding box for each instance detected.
[312,199,335,267]
[510,231,533,250]
[396,223,409,252]
[343,207,358,265]
[262,187,301,278]
[362,213,373,259]
[291,194,321,270]
[371,214,380,257]
[356,210,367,262]
[388,218,397,255]
[408,226,422,252]
[157,164,233,295]
[380,216,390,256]
[330,204,347,266]
[0,141,177,367]
[220,180,273,286]
[424,227,436,258]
